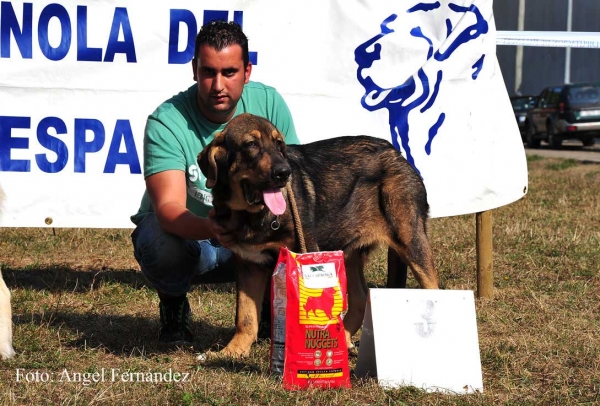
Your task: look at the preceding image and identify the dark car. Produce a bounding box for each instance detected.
[524,83,600,148]
[510,95,537,137]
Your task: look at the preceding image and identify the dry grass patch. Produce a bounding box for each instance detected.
[1,156,599,405]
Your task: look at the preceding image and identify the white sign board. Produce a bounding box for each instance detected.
[0,0,527,228]
[355,289,484,394]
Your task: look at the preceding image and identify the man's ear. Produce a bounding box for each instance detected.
[198,131,227,188]
[192,58,198,81]
[244,62,252,84]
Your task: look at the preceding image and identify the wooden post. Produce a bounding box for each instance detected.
[476,210,494,299]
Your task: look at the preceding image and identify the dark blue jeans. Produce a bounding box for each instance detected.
[131,213,236,296]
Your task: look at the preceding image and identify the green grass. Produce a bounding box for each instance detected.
[526,154,544,163]
[545,158,579,171]
[1,157,599,405]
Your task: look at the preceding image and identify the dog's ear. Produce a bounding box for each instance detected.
[198,131,227,188]
[271,128,287,158]
[280,134,288,158]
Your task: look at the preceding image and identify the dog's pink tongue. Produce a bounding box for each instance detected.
[263,188,286,215]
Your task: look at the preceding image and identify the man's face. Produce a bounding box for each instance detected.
[193,43,252,124]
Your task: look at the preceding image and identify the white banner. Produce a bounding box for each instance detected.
[0,0,527,228]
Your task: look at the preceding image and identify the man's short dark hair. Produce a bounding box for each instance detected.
[194,21,249,67]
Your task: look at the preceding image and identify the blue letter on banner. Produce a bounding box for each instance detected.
[36,117,69,173]
[74,119,105,173]
[0,2,33,58]
[168,9,196,64]
[0,116,31,172]
[77,5,102,62]
[38,3,71,61]
[104,120,141,174]
[104,7,136,62]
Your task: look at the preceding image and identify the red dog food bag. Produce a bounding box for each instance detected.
[270,248,351,390]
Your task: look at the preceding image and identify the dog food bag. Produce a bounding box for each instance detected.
[270,248,351,390]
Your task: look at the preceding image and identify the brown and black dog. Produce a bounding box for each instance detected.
[198,113,438,358]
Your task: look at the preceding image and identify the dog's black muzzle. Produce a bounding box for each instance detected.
[271,161,291,186]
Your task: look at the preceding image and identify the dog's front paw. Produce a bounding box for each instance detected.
[195,344,250,363]
[219,343,251,358]
[195,351,213,363]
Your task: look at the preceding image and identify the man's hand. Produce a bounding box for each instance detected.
[209,209,237,248]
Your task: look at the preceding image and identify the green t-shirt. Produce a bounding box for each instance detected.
[131,81,299,224]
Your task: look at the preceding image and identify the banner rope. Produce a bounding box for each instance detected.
[496,31,600,49]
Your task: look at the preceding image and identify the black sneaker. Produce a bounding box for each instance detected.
[158,295,194,344]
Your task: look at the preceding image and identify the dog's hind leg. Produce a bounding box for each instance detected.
[387,247,408,288]
[0,269,16,360]
[343,250,369,347]
[388,216,439,289]
[221,262,271,358]
[375,177,439,289]
[380,174,439,289]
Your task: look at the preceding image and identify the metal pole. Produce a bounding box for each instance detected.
[514,0,526,95]
[564,0,573,84]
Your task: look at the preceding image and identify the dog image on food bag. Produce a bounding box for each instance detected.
[197,113,439,358]
[304,287,336,320]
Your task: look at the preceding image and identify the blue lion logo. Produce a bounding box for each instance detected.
[355,2,489,176]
